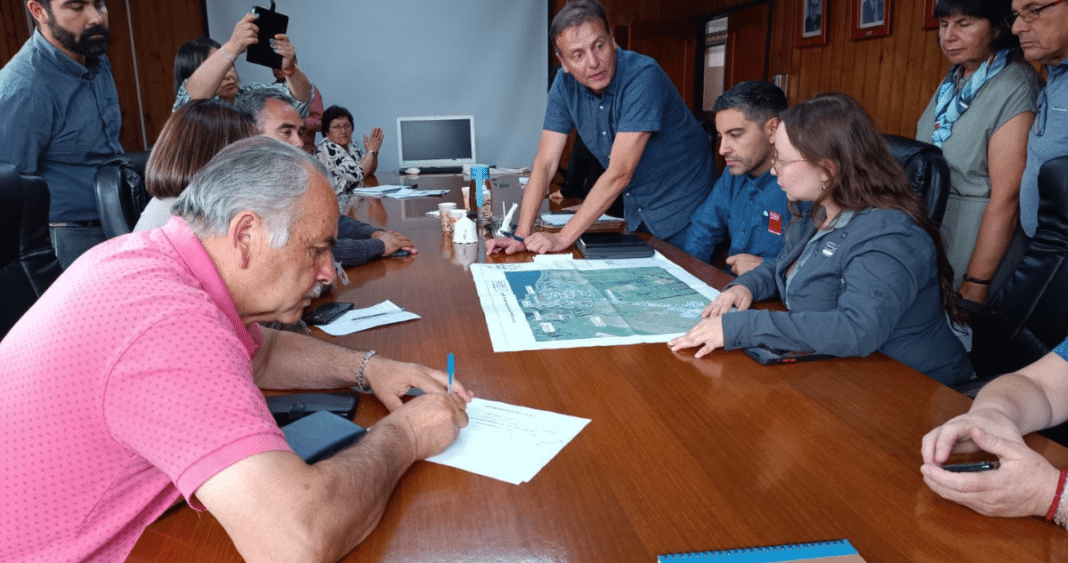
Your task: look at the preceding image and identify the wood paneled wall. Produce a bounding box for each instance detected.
[553,0,952,137]
[0,0,205,152]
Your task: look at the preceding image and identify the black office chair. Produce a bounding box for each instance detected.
[964,156,1068,390]
[0,161,62,338]
[95,150,151,239]
[884,134,951,223]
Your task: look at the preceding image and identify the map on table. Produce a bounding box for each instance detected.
[471,254,719,352]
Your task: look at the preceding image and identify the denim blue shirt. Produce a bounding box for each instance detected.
[544,48,714,240]
[722,208,972,385]
[1055,334,1068,361]
[0,31,123,222]
[1020,57,1068,237]
[682,169,800,262]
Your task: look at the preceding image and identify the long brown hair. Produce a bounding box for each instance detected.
[146,99,257,199]
[780,92,964,325]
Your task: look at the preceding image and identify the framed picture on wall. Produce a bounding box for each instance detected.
[851,0,892,40]
[922,0,938,29]
[796,0,828,47]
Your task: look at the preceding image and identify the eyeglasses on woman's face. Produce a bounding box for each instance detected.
[770,150,808,175]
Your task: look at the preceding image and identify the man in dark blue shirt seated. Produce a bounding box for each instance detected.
[683,80,801,276]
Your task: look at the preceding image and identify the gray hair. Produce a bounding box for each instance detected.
[712,81,788,126]
[232,87,299,132]
[550,0,611,54]
[173,136,328,247]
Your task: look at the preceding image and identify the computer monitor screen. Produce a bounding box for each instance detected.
[396,115,476,170]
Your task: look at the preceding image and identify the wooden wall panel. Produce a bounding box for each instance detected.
[103,0,142,150]
[552,0,952,137]
[0,0,32,67]
[124,0,206,148]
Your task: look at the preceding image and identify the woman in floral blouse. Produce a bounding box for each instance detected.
[316,105,384,212]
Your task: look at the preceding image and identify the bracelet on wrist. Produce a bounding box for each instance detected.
[963,274,993,285]
[1046,469,1067,521]
[1054,471,1068,528]
[221,49,236,65]
[355,350,377,391]
[281,64,296,78]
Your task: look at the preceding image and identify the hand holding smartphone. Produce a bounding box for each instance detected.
[942,461,1000,472]
[247,3,289,69]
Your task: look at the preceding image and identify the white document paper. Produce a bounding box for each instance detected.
[532,253,575,263]
[351,184,406,196]
[351,185,449,199]
[318,300,420,336]
[539,212,620,227]
[426,398,590,484]
[470,253,719,352]
[387,187,449,199]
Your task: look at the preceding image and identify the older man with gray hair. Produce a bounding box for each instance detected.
[235,87,417,265]
[0,137,470,562]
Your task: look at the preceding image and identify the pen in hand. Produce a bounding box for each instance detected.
[500,231,525,243]
[447,353,454,394]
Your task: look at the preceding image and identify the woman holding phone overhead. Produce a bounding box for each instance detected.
[669,93,973,385]
[171,13,313,114]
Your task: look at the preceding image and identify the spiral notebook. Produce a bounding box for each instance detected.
[658,539,867,562]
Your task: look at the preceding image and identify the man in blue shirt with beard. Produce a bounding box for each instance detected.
[0,0,123,268]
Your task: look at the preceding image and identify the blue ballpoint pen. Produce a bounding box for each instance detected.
[500,231,525,243]
[447,353,454,393]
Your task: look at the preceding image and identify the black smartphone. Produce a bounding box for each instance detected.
[247,3,289,69]
[302,301,353,325]
[743,344,834,365]
[389,249,411,257]
[943,461,1000,472]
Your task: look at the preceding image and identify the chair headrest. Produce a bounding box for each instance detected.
[1036,155,1068,243]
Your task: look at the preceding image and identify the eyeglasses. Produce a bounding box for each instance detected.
[329,122,353,132]
[1006,0,1067,25]
[770,152,807,174]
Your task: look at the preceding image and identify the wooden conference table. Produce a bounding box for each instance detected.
[129,174,1068,562]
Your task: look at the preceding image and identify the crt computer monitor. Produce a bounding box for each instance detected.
[396,115,477,170]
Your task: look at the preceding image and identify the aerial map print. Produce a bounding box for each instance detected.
[472,256,720,352]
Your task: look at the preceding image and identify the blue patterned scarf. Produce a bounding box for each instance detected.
[930,49,1009,148]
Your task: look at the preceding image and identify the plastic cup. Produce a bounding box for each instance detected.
[438,202,457,233]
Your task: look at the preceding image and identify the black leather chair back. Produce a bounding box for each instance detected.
[0,161,62,338]
[884,134,951,222]
[969,155,1068,379]
[95,150,150,239]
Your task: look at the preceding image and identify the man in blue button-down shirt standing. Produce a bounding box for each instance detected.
[486,0,714,255]
[0,0,123,268]
[1013,0,1068,238]
[683,81,801,276]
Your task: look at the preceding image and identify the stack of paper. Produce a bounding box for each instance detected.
[426,398,590,484]
[539,212,621,227]
[351,185,449,199]
[318,300,420,336]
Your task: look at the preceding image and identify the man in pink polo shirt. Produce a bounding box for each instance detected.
[0,137,471,562]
